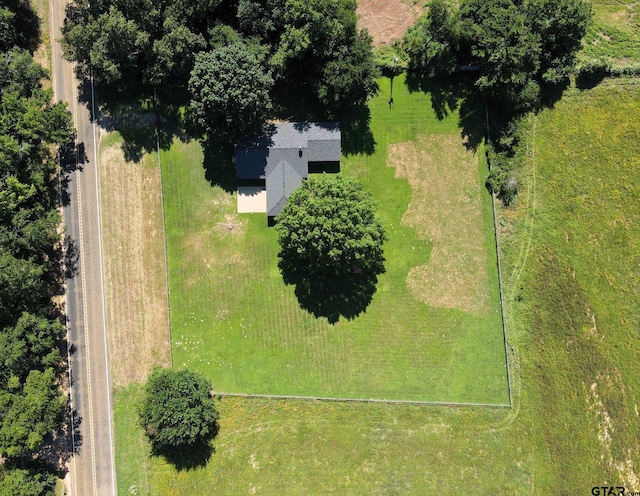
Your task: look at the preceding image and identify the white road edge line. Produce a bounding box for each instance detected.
[89,67,117,496]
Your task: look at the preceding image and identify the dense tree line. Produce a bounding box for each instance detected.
[405,0,591,111]
[0,1,75,493]
[403,0,591,202]
[61,0,379,140]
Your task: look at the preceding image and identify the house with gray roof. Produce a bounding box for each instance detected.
[235,122,341,221]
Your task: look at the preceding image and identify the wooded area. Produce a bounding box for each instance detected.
[402,0,592,203]
[61,0,379,140]
[0,0,74,492]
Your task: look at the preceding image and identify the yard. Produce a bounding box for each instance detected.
[159,74,508,404]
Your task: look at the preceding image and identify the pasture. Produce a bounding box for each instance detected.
[582,0,640,65]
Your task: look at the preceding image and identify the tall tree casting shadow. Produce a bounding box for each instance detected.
[201,138,237,193]
[75,80,191,163]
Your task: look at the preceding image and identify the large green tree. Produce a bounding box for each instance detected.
[276,174,386,277]
[0,369,65,458]
[189,40,273,140]
[275,175,386,322]
[61,0,220,97]
[0,0,40,52]
[139,368,219,452]
[404,0,592,110]
[236,0,287,43]
[272,0,378,108]
[0,467,56,496]
[404,0,460,77]
[0,313,64,385]
[0,29,72,475]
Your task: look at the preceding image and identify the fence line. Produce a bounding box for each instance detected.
[214,391,511,408]
[485,99,514,408]
[155,88,173,367]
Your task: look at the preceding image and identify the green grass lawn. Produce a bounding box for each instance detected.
[114,80,640,495]
[582,0,640,65]
[159,74,507,404]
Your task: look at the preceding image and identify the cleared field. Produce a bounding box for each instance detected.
[356,0,427,46]
[497,83,640,491]
[160,74,507,404]
[99,132,171,387]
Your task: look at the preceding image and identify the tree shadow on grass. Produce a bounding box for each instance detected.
[202,138,237,193]
[76,81,192,163]
[152,439,215,471]
[405,71,486,152]
[336,103,376,156]
[280,260,382,324]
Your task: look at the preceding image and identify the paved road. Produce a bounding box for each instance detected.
[49,1,117,494]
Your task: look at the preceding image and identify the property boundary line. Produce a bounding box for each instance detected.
[485,99,514,408]
[214,392,511,408]
[154,88,173,368]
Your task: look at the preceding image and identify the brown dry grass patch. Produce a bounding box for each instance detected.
[357,0,428,46]
[99,139,170,386]
[388,134,489,313]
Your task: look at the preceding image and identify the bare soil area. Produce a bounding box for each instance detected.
[357,0,428,46]
[388,134,490,313]
[99,139,171,386]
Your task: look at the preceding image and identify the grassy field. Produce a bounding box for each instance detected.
[582,0,640,65]
[114,80,640,494]
[99,132,171,387]
[497,82,640,491]
[159,74,507,403]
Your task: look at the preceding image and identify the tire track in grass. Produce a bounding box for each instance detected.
[507,116,538,299]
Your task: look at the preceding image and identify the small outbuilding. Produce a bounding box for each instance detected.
[235,122,341,221]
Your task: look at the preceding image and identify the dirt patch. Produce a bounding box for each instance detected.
[388,135,489,313]
[214,213,247,239]
[357,0,428,46]
[588,380,640,490]
[99,140,171,386]
[183,228,247,271]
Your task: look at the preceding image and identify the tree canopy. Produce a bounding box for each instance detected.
[272,0,379,108]
[61,0,220,98]
[61,0,379,136]
[0,467,57,496]
[139,367,219,452]
[275,175,386,322]
[0,369,64,458]
[404,0,592,110]
[276,174,386,277]
[188,40,273,140]
[0,2,72,484]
